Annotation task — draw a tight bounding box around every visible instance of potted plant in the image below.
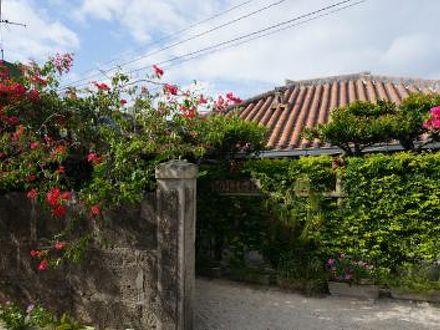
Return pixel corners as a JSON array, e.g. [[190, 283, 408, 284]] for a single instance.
[[326, 253, 380, 299]]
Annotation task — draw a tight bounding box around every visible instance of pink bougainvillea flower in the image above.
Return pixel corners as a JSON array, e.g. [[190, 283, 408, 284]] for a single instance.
[[214, 95, 227, 111], [87, 152, 102, 165], [60, 191, 71, 201], [51, 204, 67, 218], [164, 83, 178, 96], [432, 119, 440, 129], [226, 92, 242, 104], [152, 64, 164, 78], [120, 99, 127, 106], [423, 119, 432, 129], [30, 249, 40, 257], [30, 142, 39, 150], [90, 204, 101, 217], [51, 53, 74, 75], [55, 166, 65, 174], [38, 259, 48, 271], [27, 189, 38, 201], [430, 106, 440, 117], [198, 94, 208, 105], [93, 82, 110, 91], [54, 241, 65, 251]]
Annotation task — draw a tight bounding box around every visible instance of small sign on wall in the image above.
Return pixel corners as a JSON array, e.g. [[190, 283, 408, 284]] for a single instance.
[[211, 179, 261, 196]]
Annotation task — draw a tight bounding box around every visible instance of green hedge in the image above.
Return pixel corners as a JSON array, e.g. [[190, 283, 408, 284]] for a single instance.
[[197, 152, 440, 289], [336, 152, 440, 268]]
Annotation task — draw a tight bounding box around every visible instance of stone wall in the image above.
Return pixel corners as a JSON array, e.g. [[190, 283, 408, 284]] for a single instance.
[[0, 160, 197, 330]]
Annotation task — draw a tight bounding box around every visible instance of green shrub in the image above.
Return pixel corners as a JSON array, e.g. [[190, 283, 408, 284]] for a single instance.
[[0, 302, 86, 330], [197, 152, 440, 292], [303, 94, 440, 154]]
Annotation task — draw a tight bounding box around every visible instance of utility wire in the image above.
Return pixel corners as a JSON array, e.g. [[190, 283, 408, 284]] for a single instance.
[[152, 0, 354, 68], [161, 0, 366, 72], [62, 0, 290, 87], [66, 0, 256, 83], [66, 0, 364, 90]]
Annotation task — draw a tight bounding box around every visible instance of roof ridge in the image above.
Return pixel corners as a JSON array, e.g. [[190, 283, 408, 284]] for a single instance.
[[285, 72, 440, 88], [228, 72, 440, 113]]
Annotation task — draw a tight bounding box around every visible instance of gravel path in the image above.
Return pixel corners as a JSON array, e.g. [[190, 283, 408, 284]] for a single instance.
[[195, 278, 440, 330]]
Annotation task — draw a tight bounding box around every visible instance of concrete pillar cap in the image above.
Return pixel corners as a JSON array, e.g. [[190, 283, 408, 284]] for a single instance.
[[155, 160, 198, 179]]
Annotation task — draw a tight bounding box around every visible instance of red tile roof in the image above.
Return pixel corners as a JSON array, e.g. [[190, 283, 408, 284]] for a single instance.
[[228, 73, 440, 151]]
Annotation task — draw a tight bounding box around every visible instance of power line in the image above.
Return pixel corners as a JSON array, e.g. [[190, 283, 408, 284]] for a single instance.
[[66, 0, 256, 83], [0, 0, 27, 61], [161, 0, 366, 72], [62, 0, 290, 87], [66, 0, 364, 90], [134, 0, 359, 71]]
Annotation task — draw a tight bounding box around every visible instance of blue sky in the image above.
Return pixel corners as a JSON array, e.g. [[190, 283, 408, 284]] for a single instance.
[[1, 0, 439, 99]]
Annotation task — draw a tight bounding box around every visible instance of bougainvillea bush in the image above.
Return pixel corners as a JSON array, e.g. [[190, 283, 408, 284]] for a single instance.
[[0, 54, 266, 271]]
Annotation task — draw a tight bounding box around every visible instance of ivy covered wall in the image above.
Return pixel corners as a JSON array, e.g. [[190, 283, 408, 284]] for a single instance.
[[197, 152, 440, 292]]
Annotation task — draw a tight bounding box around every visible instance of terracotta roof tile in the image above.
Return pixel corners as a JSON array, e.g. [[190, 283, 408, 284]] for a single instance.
[[229, 73, 440, 151]]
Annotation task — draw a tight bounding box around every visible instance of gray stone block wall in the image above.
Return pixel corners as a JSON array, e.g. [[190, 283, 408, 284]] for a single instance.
[[0, 161, 197, 330]]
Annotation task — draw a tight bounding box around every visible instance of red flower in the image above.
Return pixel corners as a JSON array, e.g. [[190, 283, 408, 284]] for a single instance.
[[164, 84, 178, 96], [226, 92, 242, 104], [51, 204, 67, 218], [30, 250, 40, 257], [53, 145, 66, 156], [55, 166, 65, 174], [60, 191, 71, 201], [90, 204, 101, 217], [38, 259, 48, 271], [215, 95, 226, 111], [94, 82, 110, 91], [120, 99, 127, 106], [28, 89, 40, 102], [152, 64, 164, 78], [198, 95, 208, 105], [3, 116, 19, 125], [31, 75, 48, 87], [183, 107, 197, 119], [26, 174, 37, 182], [46, 187, 61, 206], [54, 241, 65, 251], [30, 142, 39, 150], [87, 152, 102, 165]]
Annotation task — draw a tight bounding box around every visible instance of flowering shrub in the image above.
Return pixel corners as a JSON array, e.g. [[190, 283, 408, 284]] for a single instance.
[[423, 106, 440, 140], [0, 55, 265, 270], [326, 254, 373, 283]]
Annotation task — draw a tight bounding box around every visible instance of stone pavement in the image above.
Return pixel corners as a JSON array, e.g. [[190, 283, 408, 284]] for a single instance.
[[195, 278, 440, 330]]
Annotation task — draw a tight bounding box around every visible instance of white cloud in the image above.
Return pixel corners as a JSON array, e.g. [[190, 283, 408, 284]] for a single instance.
[[73, 0, 440, 97], [76, 0, 190, 43], [0, 0, 79, 62]]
